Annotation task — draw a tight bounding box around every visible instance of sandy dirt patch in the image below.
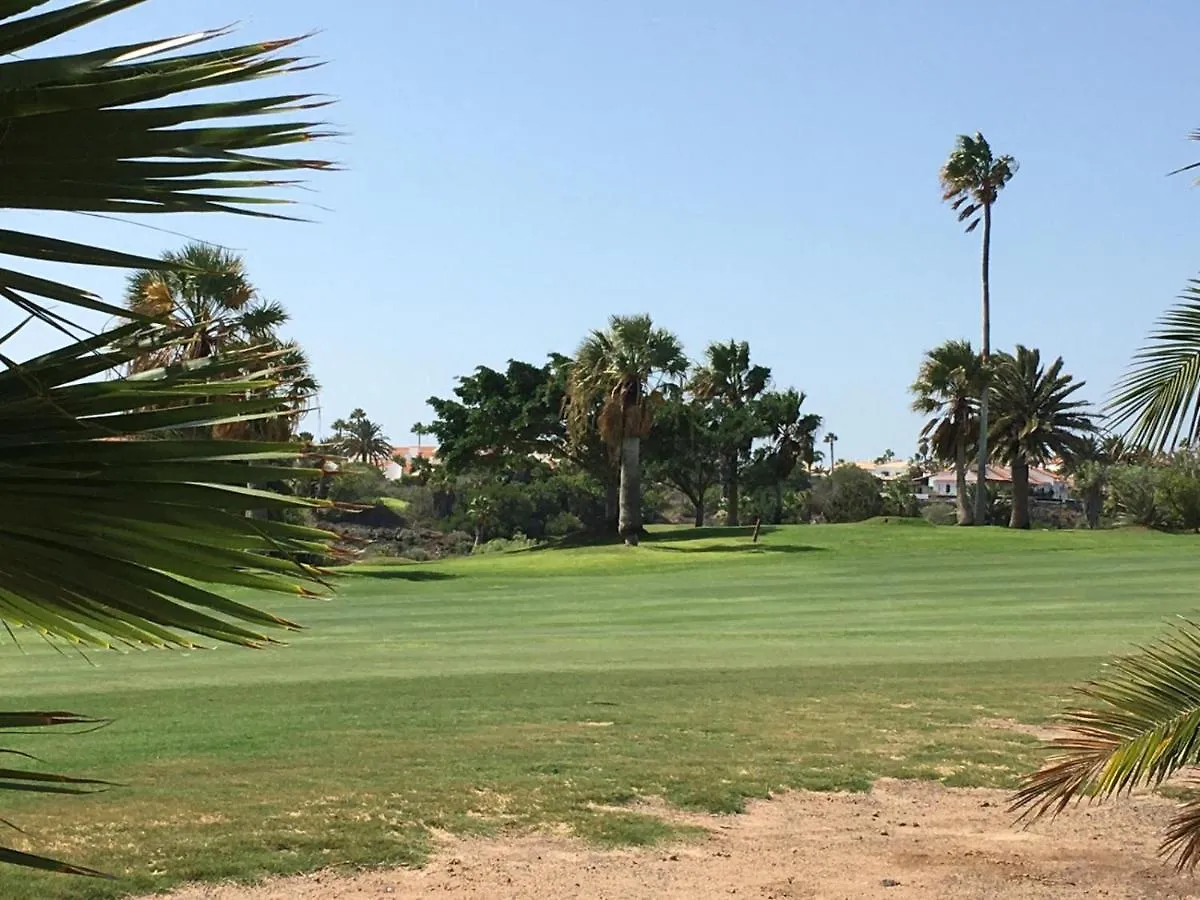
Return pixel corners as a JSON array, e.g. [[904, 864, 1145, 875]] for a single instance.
[[153, 779, 1199, 899]]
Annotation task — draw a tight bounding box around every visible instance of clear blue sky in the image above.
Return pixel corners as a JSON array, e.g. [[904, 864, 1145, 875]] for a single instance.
[[16, 0, 1200, 460]]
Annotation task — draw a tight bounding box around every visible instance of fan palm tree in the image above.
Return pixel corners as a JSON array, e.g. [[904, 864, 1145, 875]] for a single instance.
[[910, 340, 984, 525], [567, 314, 687, 546], [0, 0, 333, 875], [940, 132, 1019, 525], [691, 340, 772, 525], [758, 389, 822, 524], [824, 433, 838, 472], [341, 409, 393, 465], [988, 346, 1094, 529], [412, 422, 430, 452]]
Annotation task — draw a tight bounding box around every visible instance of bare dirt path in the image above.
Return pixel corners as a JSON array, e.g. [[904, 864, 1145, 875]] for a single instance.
[[156, 779, 1200, 899]]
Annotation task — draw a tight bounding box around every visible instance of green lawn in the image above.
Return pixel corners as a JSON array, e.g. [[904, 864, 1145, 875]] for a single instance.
[[2, 523, 1198, 898]]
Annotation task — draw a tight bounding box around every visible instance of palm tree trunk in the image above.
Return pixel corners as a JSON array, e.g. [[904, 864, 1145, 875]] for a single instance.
[[619, 436, 641, 546], [974, 202, 993, 526], [725, 452, 740, 526], [773, 480, 785, 525], [1009, 456, 1031, 529], [955, 442, 973, 525], [604, 472, 620, 536]]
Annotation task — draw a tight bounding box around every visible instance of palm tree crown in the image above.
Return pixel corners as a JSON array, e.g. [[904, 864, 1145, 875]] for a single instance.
[[939, 132, 1019, 233], [567, 314, 688, 449], [341, 410, 393, 465], [990, 346, 1093, 466]]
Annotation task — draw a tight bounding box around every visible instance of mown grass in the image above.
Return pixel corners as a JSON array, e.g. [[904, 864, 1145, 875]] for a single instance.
[[1, 523, 1197, 898]]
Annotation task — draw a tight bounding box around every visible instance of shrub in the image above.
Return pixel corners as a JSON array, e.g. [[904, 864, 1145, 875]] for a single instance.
[[921, 502, 957, 526], [1157, 453, 1200, 532], [474, 531, 540, 554], [1107, 465, 1162, 527], [545, 511, 585, 538], [813, 466, 884, 523]]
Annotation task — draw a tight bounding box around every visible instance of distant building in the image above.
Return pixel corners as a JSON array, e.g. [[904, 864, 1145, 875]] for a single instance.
[[853, 460, 912, 482], [926, 465, 1069, 502], [379, 444, 438, 480]]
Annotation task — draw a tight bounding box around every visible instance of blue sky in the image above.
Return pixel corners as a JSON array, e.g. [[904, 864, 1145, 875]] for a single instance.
[[15, 1, 1200, 460]]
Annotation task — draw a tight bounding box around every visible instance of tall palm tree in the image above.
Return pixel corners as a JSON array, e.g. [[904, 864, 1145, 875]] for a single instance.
[[910, 340, 984, 525], [824, 433, 838, 472], [759, 389, 822, 524], [0, 1, 334, 875], [691, 340, 772, 526], [341, 410, 393, 465], [567, 314, 687, 546], [940, 132, 1019, 526], [412, 422, 430, 453], [989, 346, 1094, 529]]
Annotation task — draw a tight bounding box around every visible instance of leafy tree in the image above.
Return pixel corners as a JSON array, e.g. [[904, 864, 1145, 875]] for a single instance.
[[1157, 450, 1200, 531], [427, 356, 619, 532], [988, 346, 1093, 529], [874, 449, 897, 464], [882, 478, 920, 518], [812, 465, 883, 523], [910, 340, 984, 525], [690, 340, 772, 525], [566, 315, 687, 545], [757, 389, 822, 524], [940, 132, 1019, 525], [643, 395, 721, 527], [1106, 464, 1163, 527], [339, 409, 392, 465]]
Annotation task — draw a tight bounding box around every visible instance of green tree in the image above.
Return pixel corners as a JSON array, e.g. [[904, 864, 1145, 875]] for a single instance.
[[910, 340, 984, 525], [940, 132, 1019, 526], [812, 464, 883, 523], [988, 347, 1093, 529], [566, 315, 687, 546], [340, 409, 393, 465], [690, 340, 772, 525], [643, 395, 721, 527], [757, 389, 822, 524], [412, 422, 431, 452]]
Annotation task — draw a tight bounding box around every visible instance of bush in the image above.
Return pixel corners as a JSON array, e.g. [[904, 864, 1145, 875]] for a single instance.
[[1157, 452, 1200, 532], [473, 531, 540, 554], [921, 502, 957, 526], [1107, 465, 1162, 527], [812, 466, 884, 523], [545, 511, 585, 538]]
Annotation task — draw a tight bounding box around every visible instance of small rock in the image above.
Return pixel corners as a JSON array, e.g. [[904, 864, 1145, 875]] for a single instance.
[[880, 830, 890, 836], [882, 878, 901, 888]]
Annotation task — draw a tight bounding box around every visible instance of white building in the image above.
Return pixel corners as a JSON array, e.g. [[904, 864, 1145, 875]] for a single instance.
[[853, 460, 912, 482], [927, 465, 1070, 502]]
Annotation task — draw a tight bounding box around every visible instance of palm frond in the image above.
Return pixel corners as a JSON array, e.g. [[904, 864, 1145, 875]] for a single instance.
[[1013, 617, 1200, 869], [0, 2, 334, 322], [1108, 281, 1200, 452]]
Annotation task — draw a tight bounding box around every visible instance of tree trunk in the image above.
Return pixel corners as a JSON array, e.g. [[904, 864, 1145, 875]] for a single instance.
[[1009, 456, 1030, 529], [954, 442, 973, 525], [725, 452, 740, 526], [773, 480, 784, 525], [604, 475, 620, 536], [974, 202, 993, 527], [619, 436, 641, 546], [1084, 487, 1101, 529], [693, 502, 705, 528]]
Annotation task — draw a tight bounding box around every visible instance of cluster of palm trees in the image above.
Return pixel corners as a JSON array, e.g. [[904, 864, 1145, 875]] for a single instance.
[[566, 315, 822, 544], [910, 339, 1092, 528], [329, 409, 393, 465]]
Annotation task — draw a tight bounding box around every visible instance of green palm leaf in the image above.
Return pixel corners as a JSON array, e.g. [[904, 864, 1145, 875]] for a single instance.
[[0, 1, 333, 325], [1013, 618, 1200, 869], [1108, 281, 1200, 452]]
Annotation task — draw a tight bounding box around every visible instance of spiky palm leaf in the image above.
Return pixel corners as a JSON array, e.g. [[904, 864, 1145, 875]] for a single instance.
[[0, 1, 333, 330], [910, 340, 983, 464], [1013, 618, 1200, 869], [0, 322, 337, 873], [1108, 282, 1200, 452]]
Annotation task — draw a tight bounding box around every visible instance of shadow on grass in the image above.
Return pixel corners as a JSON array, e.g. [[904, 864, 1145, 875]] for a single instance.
[[648, 543, 823, 555], [346, 569, 460, 582], [645, 525, 781, 543]]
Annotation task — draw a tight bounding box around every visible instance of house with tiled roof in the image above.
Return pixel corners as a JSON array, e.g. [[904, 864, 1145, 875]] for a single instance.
[[926, 465, 1069, 501]]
